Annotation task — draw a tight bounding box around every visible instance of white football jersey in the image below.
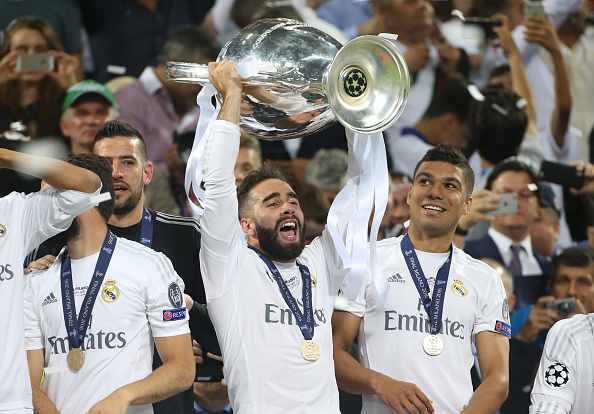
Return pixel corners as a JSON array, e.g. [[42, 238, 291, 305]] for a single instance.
[[24, 238, 189, 414], [0, 188, 97, 411], [342, 236, 510, 414], [200, 121, 354, 414], [530, 313, 594, 414]]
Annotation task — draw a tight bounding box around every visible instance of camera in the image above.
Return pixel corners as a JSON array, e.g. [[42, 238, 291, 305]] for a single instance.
[[545, 297, 577, 316], [16, 53, 55, 72], [463, 17, 502, 39]]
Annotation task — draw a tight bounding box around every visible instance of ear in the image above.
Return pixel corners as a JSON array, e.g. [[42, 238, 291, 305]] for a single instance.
[[462, 195, 472, 216], [59, 116, 69, 137], [241, 217, 257, 239], [406, 185, 412, 206], [143, 162, 153, 186], [508, 293, 517, 313], [441, 112, 458, 129]]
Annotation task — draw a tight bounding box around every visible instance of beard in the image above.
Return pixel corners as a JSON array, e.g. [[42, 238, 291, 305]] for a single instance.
[[113, 180, 143, 216], [42, 217, 81, 250], [255, 216, 306, 261]]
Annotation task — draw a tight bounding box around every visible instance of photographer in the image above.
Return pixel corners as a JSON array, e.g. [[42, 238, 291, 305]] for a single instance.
[[511, 246, 594, 347], [0, 16, 79, 140]]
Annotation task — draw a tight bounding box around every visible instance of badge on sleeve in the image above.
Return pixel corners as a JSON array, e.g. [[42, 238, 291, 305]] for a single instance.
[[168, 282, 183, 308], [545, 363, 570, 387]]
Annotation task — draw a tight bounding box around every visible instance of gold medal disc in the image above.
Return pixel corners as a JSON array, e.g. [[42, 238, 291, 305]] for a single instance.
[[67, 348, 85, 371], [422, 334, 444, 356], [301, 340, 320, 361]]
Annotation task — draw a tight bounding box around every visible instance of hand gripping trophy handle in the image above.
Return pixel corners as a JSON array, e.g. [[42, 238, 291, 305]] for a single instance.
[[166, 19, 410, 140]]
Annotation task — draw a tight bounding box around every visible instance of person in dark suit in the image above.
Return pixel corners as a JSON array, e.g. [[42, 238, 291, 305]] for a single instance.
[[464, 159, 550, 309]]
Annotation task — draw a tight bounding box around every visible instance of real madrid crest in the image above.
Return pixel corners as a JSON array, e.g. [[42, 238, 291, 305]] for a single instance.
[[0, 224, 6, 238], [451, 279, 468, 297], [101, 280, 119, 303]]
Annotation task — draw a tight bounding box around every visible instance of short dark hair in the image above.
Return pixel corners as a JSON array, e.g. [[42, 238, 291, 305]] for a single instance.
[[237, 161, 292, 219], [489, 64, 511, 81], [469, 89, 527, 165], [157, 26, 220, 66], [64, 153, 114, 221], [423, 77, 474, 123], [485, 159, 541, 200], [550, 246, 594, 284], [412, 144, 475, 196], [93, 120, 148, 162]]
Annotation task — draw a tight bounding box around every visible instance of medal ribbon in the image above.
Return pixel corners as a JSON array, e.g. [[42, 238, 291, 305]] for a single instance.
[[139, 207, 153, 247], [247, 245, 314, 340], [400, 233, 452, 335], [60, 230, 117, 350]]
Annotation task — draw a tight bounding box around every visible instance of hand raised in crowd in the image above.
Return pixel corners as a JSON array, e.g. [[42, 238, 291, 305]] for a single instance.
[[0, 50, 20, 80], [515, 296, 561, 343], [490, 13, 519, 57], [372, 374, 434, 414], [24, 254, 56, 275], [457, 189, 501, 233], [523, 15, 562, 54], [434, 40, 461, 78], [404, 44, 430, 75], [570, 161, 594, 195], [47, 50, 79, 90]]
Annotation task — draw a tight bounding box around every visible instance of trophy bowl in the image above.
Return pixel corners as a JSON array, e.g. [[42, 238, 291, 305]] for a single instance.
[[166, 18, 409, 140]]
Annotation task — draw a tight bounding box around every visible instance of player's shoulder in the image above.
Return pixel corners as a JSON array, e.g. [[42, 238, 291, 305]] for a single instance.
[[453, 245, 499, 278], [376, 235, 404, 253], [26, 249, 66, 289], [549, 313, 594, 344], [115, 237, 172, 266], [154, 211, 201, 234]]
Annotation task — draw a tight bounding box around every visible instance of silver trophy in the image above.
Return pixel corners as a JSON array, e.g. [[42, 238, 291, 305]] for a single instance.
[[166, 18, 409, 140]]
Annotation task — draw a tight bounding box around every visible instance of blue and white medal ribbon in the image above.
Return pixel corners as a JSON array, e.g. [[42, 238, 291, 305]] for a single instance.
[[247, 245, 320, 361], [60, 230, 117, 370], [401, 233, 452, 356]]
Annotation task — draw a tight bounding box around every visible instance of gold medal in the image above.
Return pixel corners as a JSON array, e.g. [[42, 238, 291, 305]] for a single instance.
[[301, 340, 320, 361], [422, 334, 444, 356], [67, 348, 85, 371]]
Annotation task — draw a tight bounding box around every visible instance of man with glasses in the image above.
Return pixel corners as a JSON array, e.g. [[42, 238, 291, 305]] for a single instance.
[[464, 159, 550, 309]]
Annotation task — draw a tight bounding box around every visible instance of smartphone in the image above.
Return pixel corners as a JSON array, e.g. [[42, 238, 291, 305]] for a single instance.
[[545, 297, 577, 316], [16, 53, 55, 72], [539, 160, 585, 189], [524, 1, 546, 18], [463, 17, 502, 39], [487, 193, 518, 215]]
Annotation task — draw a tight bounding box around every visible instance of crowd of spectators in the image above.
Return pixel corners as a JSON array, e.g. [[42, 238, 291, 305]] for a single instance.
[[2, 0, 594, 413]]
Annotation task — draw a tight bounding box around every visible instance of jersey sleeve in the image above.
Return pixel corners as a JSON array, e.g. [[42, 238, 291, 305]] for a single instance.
[[473, 268, 511, 338], [199, 120, 244, 299], [20, 186, 101, 254], [24, 273, 45, 351], [144, 251, 190, 338], [529, 319, 577, 414]]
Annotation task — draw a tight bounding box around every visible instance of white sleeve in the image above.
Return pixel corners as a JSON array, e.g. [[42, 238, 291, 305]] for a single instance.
[[24, 273, 44, 351], [21, 186, 101, 253], [144, 252, 190, 338], [199, 120, 244, 299], [474, 268, 511, 338], [530, 320, 576, 414]]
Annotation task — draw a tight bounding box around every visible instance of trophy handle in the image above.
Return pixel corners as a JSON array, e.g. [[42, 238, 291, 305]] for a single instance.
[[166, 62, 310, 94]]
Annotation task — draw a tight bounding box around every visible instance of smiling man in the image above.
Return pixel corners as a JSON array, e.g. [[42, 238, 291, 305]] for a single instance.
[[332, 145, 510, 414], [198, 60, 360, 413]]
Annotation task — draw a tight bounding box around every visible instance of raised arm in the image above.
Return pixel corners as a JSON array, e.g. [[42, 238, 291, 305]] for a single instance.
[[524, 15, 571, 148], [332, 310, 434, 414], [461, 331, 509, 414], [0, 148, 100, 193], [492, 13, 539, 138]]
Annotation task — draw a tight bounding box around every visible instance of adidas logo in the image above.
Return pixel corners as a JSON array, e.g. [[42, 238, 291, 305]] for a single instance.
[[42, 293, 58, 306], [387, 273, 405, 283]]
